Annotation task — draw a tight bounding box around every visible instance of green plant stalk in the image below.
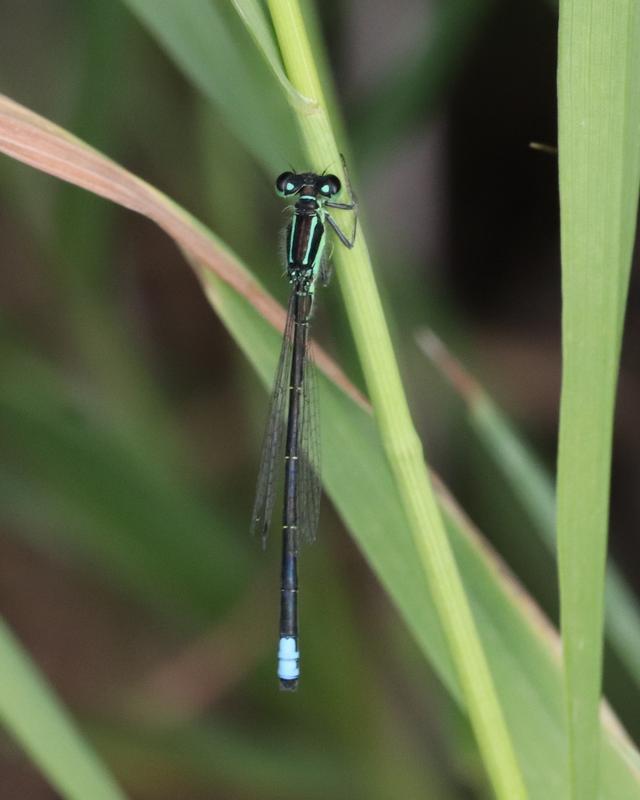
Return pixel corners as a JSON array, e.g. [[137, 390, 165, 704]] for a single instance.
[[267, 2, 527, 797], [557, 2, 640, 798]]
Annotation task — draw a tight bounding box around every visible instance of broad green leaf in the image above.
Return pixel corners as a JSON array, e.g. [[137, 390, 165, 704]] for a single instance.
[[0, 618, 127, 800], [557, 2, 640, 797], [1, 93, 639, 798]]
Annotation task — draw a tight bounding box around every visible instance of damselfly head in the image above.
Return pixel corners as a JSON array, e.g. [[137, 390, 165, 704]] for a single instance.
[[275, 171, 341, 199]]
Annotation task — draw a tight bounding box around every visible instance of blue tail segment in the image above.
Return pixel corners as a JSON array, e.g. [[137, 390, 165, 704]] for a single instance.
[[278, 636, 300, 690]]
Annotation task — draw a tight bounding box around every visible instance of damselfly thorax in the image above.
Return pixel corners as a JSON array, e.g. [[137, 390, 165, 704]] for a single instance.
[[287, 204, 325, 293]]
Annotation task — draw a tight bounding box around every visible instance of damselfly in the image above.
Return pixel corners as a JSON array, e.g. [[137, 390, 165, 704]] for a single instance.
[[251, 160, 357, 690]]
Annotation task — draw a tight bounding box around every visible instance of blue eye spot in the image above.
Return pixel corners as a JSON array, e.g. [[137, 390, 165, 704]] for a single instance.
[[321, 184, 330, 194], [286, 182, 295, 192]]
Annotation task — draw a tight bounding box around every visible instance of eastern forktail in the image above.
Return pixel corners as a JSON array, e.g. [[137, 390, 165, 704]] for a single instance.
[[251, 161, 357, 689]]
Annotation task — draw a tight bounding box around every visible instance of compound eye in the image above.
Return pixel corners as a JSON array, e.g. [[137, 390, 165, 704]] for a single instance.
[[317, 174, 341, 197], [276, 172, 298, 196]]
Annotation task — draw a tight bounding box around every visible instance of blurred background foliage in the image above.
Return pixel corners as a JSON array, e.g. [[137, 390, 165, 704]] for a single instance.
[[0, 0, 639, 798]]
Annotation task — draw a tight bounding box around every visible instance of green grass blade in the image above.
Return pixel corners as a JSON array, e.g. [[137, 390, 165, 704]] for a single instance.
[[557, 2, 640, 797], [265, 3, 526, 797], [119, 0, 301, 172], [418, 329, 640, 687], [0, 618, 127, 800], [1, 91, 639, 797]]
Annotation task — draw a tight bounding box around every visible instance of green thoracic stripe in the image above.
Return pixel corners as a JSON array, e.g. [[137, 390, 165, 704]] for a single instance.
[[303, 215, 318, 265], [289, 214, 297, 265]]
